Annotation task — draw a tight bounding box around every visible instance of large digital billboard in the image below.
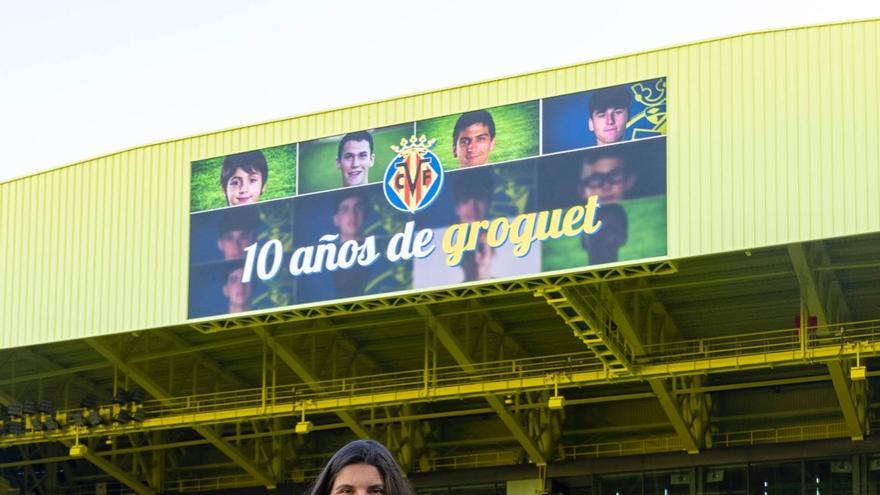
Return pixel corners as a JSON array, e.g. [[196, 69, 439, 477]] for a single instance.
[[189, 78, 667, 319]]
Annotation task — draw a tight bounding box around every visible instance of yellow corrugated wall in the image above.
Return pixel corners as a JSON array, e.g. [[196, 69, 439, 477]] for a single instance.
[[1, 19, 878, 348]]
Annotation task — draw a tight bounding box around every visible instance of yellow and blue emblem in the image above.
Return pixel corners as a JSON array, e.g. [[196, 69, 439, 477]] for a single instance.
[[383, 135, 444, 213]]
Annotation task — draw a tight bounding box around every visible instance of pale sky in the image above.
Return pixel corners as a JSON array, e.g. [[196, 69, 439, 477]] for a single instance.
[[0, 0, 876, 183]]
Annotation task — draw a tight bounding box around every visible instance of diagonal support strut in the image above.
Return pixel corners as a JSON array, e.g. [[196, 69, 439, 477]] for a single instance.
[[253, 327, 371, 440], [788, 243, 866, 440], [416, 306, 547, 466], [85, 338, 277, 488]]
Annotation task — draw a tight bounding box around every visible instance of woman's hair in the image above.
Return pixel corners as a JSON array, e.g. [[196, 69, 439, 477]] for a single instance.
[[309, 440, 412, 495]]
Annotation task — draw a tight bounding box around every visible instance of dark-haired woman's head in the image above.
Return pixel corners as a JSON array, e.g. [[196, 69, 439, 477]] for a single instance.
[[309, 440, 412, 495]]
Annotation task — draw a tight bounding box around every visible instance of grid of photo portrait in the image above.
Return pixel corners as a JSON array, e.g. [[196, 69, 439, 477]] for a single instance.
[[189, 77, 668, 318]]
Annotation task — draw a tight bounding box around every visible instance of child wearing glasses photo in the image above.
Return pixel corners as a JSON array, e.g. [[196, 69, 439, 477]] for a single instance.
[[578, 152, 635, 204], [576, 151, 634, 263]]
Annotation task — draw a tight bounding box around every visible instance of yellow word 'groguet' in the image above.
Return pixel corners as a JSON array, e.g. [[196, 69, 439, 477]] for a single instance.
[[441, 195, 602, 266]]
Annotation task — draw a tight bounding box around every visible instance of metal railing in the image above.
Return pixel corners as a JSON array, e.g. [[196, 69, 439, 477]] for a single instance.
[[4, 319, 880, 446], [712, 423, 850, 448], [43, 420, 871, 494], [637, 319, 880, 365], [138, 319, 880, 422], [426, 450, 520, 471], [56, 484, 132, 495], [562, 436, 684, 460], [138, 351, 607, 419], [173, 473, 262, 493]]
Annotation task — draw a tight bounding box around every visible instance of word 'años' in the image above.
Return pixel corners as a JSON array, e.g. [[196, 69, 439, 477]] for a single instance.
[[240, 222, 435, 283]]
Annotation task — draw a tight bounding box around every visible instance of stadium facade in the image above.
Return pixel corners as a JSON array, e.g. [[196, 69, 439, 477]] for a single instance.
[[1, 18, 879, 495]]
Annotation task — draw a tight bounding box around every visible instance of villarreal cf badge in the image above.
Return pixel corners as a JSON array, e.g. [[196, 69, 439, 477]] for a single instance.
[[383, 135, 444, 213]]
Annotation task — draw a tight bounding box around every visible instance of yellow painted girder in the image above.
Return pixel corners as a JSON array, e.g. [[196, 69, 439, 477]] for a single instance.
[[192, 261, 677, 333], [254, 327, 371, 440], [420, 304, 547, 465], [85, 338, 277, 488], [648, 379, 699, 453], [788, 243, 865, 440], [3, 334, 879, 448], [61, 440, 155, 495]]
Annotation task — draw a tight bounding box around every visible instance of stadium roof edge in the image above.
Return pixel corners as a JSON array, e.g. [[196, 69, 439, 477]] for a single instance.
[[3, 15, 878, 187]]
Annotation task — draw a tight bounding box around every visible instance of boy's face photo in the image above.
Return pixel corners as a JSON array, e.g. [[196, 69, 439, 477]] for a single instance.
[[217, 229, 256, 260], [224, 168, 265, 206], [580, 156, 634, 204], [337, 139, 375, 187], [333, 196, 367, 239], [223, 267, 251, 308], [588, 107, 629, 145], [454, 123, 496, 168], [455, 196, 489, 223], [461, 232, 495, 281]]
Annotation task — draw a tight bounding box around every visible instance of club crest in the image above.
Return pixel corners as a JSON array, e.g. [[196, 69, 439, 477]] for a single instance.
[[383, 135, 444, 213]]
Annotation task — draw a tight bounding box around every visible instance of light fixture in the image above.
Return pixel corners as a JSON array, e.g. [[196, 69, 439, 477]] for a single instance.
[[43, 415, 60, 431], [851, 343, 867, 381], [113, 409, 132, 424], [69, 411, 84, 427], [548, 375, 565, 410], [28, 416, 42, 432], [7, 421, 23, 435], [7, 403, 23, 419], [295, 421, 313, 435], [295, 403, 313, 435], [132, 408, 146, 422], [69, 430, 88, 458], [69, 444, 88, 457], [86, 410, 102, 427]]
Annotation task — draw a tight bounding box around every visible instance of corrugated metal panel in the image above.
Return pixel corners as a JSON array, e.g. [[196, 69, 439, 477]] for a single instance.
[[1, 19, 878, 348]]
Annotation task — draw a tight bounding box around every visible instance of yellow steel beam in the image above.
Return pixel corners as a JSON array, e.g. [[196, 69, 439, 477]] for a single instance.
[[5, 328, 880, 448], [624, 290, 707, 453], [0, 393, 659, 464], [827, 361, 865, 440], [648, 379, 699, 453], [416, 305, 547, 466], [641, 338, 877, 373], [787, 243, 853, 323], [192, 261, 677, 333], [551, 283, 707, 452], [483, 395, 546, 465], [788, 243, 865, 440], [61, 440, 155, 495], [542, 286, 632, 373], [85, 338, 277, 488], [253, 327, 371, 439], [598, 285, 645, 355]]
